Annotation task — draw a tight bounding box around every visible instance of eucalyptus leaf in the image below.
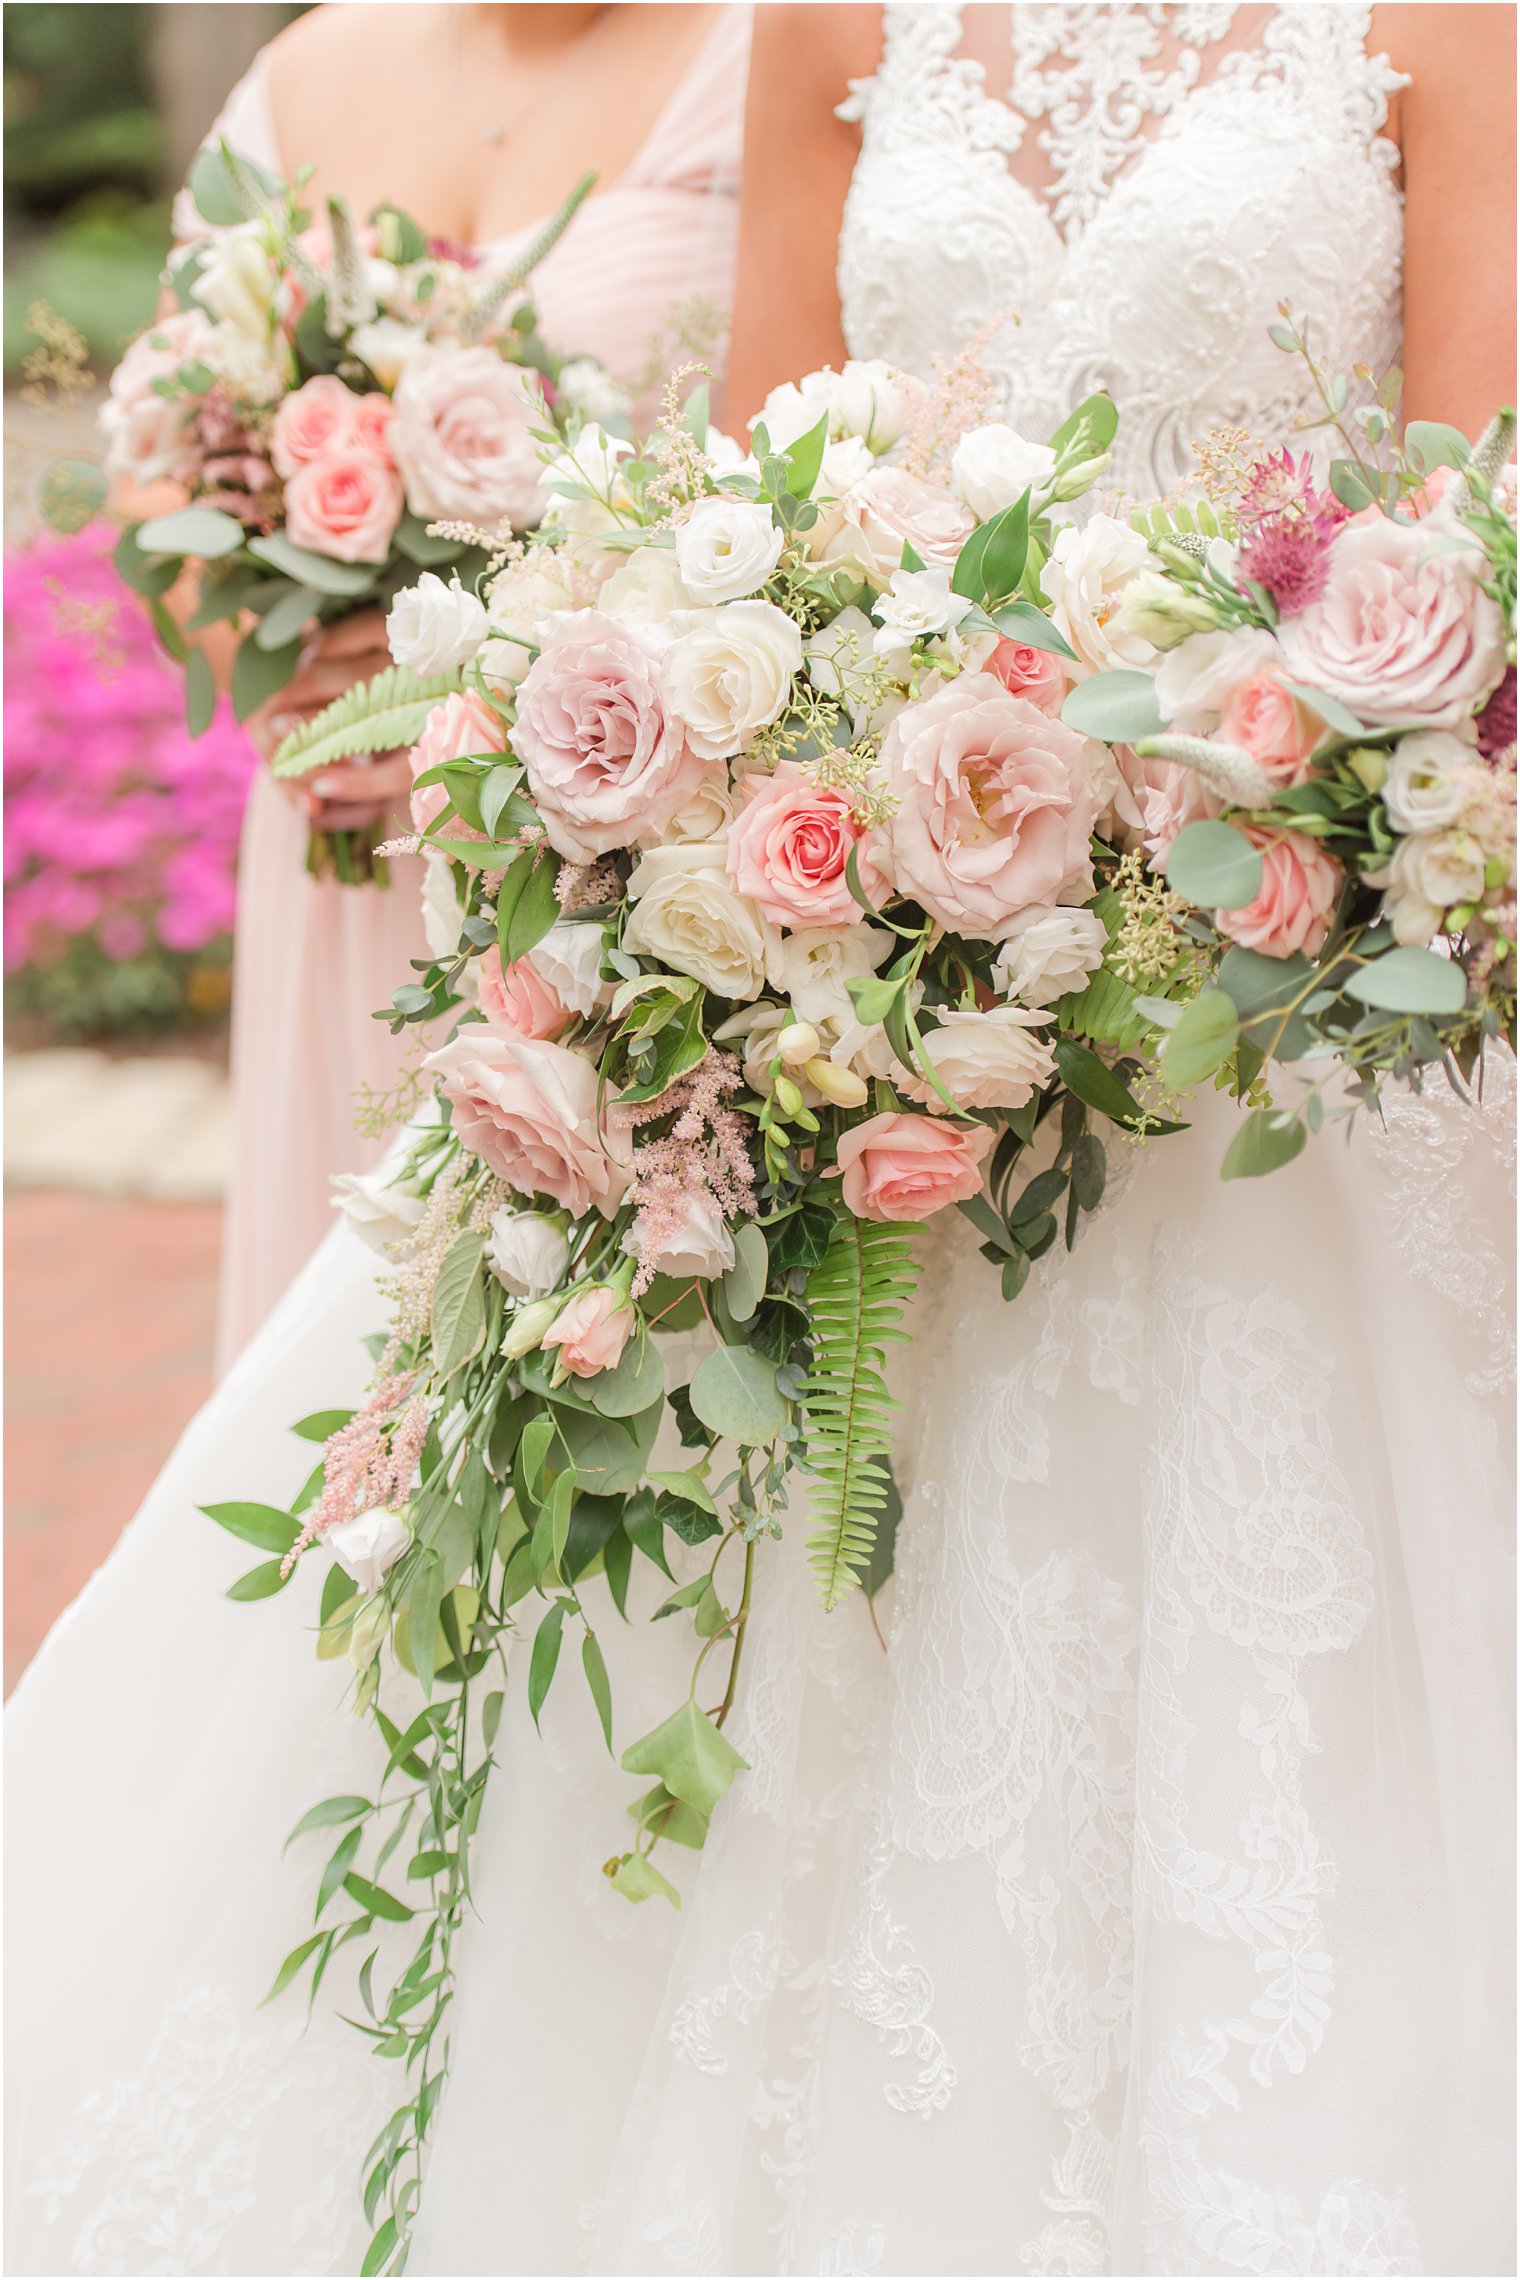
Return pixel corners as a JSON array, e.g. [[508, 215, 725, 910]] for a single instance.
[[1342, 945, 1468, 1016], [589, 1334, 665, 1419], [248, 529, 380, 595], [137, 505, 247, 559], [1165, 820, 1264, 911], [1160, 989, 1240, 1087], [687, 1343, 789, 1446], [255, 584, 322, 651], [231, 630, 301, 723], [721, 1222, 769, 1325], [184, 646, 217, 738], [1220, 1108, 1308, 1179], [1060, 670, 1164, 743]]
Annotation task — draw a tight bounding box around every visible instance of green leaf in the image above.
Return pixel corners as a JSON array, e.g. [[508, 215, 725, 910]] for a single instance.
[[480, 763, 527, 840], [1049, 391, 1119, 459], [115, 524, 180, 597], [316, 1825, 364, 1916], [272, 664, 465, 779], [1161, 989, 1240, 1087], [863, 1460, 905, 1601], [187, 137, 279, 225], [721, 1222, 769, 1324], [687, 1344, 789, 1446], [231, 630, 301, 723], [952, 491, 1029, 605], [581, 1630, 614, 1751], [343, 1875, 414, 1923], [1165, 821, 1263, 911], [261, 1931, 327, 2007], [254, 584, 322, 651], [391, 510, 465, 566], [495, 845, 561, 964], [1405, 419, 1470, 475], [607, 1852, 682, 1907], [201, 1500, 300, 1555], [801, 1210, 918, 1610], [555, 1403, 661, 1498], [589, 1334, 665, 1418], [1221, 1108, 1308, 1180], [648, 1466, 718, 1517], [989, 598, 1077, 659], [620, 1699, 748, 1814], [247, 529, 380, 595], [293, 1408, 354, 1443], [1342, 945, 1468, 1016], [1060, 670, 1164, 743], [627, 1783, 709, 1849], [1052, 1038, 1150, 1129], [528, 1601, 566, 1727], [285, 1796, 371, 1850], [432, 1229, 487, 1378], [407, 1850, 450, 1880], [403, 1552, 444, 1695], [360, 2218, 399, 2279], [1278, 679, 1365, 740], [784, 412, 830, 501], [137, 505, 247, 559], [184, 645, 217, 738], [226, 1558, 291, 1601]]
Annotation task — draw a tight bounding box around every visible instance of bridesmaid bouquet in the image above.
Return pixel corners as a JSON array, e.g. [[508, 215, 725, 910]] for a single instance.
[[212, 350, 1514, 2271], [77, 139, 616, 880]]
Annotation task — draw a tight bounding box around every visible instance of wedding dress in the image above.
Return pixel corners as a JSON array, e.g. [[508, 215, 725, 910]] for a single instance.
[[6, 9, 1514, 2277]]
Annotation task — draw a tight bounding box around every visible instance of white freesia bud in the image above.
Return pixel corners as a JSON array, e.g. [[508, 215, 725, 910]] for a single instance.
[[486, 1209, 570, 1300], [1111, 569, 1222, 651], [776, 1021, 821, 1065], [674, 496, 785, 604], [388, 573, 490, 673], [804, 1057, 870, 1108], [951, 423, 1056, 519], [328, 1508, 411, 1600], [501, 1296, 561, 1359], [332, 1165, 426, 1254]]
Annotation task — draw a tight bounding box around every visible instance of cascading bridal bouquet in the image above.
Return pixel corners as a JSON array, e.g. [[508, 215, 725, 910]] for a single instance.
[[207, 345, 1514, 2271], [76, 138, 614, 881]]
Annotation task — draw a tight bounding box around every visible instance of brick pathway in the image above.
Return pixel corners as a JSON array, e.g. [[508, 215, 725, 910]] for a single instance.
[[5, 1052, 232, 1691]]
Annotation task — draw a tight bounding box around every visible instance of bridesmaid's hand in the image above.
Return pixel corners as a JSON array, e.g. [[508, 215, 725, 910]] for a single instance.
[[247, 610, 411, 829]]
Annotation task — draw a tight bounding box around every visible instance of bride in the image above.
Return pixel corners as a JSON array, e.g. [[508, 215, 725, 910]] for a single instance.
[[7, 7, 1515, 2275]]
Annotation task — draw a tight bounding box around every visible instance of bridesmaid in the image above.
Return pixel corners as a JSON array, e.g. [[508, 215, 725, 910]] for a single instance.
[[176, 2, 752, 1369]]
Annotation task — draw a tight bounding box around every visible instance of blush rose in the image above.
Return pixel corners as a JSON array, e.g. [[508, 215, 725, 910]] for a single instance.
[[1216, 828, 1344, 958], [283, 450, 403, 563], [836, 1111, 992, 1222], [392, 346, 549, 531], [424, 1032, 629, 1216], [476, 945, 570, 1040], [407, 691, 508, 833], [725, 761, 887, 930], [542, 1287, 636, 1378]]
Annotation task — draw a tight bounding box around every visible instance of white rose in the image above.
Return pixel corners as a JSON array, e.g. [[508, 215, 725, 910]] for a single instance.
[[992, 906, 1110, 1006], [771, 924, 892, 1028], [674, 497, 785, 604], [350, 316, 426, 390], [1382, 730, 1474, 833], [530, 918, 609, 1016], [623, 1192, 735, 1281], [703, 427, 752, 476], [752, 376, 835, 452], [326, 1506, 412, 1597], [1153, 626, 1283, 733], [901, 1005, 1057, 1112], [624, 843, 780, 998], [388, 572, 490, 674], [639, 775, 735, 847], [833, 359, 909, 451], [332, 1165, 426, 1253], [598, 545, 692, 627], [1045, 514, 1159, 673], [555, 357, 632, 425], [664, 601, 803, 760], [486, 1207, 569, 1299], [952, 423, 1057, 520], [194, 224, 275, 341], [872, 566, 974, 663], [478, 636, 534, 692], [1383, 828, 1486, 943]]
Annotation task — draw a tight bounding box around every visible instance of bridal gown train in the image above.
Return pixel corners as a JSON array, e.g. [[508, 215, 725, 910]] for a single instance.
[[6, 7, 1515, 2275]]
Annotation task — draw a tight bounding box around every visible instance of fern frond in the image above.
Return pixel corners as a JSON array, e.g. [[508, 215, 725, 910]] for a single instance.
[[801, 1209, 920, 1612], [271, 666, 465, 779]]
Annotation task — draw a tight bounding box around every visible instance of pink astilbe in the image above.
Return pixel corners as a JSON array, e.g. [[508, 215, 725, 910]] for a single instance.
[[1236, 447, 1349, 616], [901, 312, 1014, 478], [610, 1048, 757, 1294], [555, 858, 622, 912], [285, 1373, 430, 1571]]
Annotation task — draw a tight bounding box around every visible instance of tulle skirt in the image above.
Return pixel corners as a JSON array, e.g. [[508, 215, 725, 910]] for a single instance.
[[7, 1072, 1514, 2277]]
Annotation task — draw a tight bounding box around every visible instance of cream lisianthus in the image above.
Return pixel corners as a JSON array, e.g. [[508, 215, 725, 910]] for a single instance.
[[1045, 514, 1159, 674]]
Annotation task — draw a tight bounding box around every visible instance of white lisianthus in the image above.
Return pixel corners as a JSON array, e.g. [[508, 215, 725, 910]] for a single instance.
[[752, 375, 835, 452], [703, 427, 753, 476], [805, 605, 879, 725], [772, 925, 893, 1029], [993, 906, 1110, 1006], [194, 224, 277, 341], [872, 567, 974, 662], [805, 436, 879, 560], [623, 1193, 735, 1281], [555, 357, 632, 425], [486, 1207, 570, 1299], [951, 423, 1057, 520], [664, 601, 803, 760], [900, 1005, 1057, 1112], [530, 918, 610, 1015], [350, 316, 426, 390], [639, 775, 735, 847], [327, 1507, 411, 1596], [1153, 626, 1282, 732], [542, 423, 635, 536], [674, 497, 785, 604], [624, 843, 780, 999], [1382, 730, 1474, 833], [833, 359, 909, 451], [1045, 514, 1160, 674], [332, 1165, 427, 1253], [388, 572, 490, 673], [1381, 828, 1487, 943], [1111, 569, 1223, 651], [598, 545, 692, 627]]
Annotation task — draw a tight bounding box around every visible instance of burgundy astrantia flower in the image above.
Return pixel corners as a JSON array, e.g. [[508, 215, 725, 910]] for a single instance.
[[426, 235, 482, 269], [1235, 447, 1349, 617], [1476, 664, 1517, 761]]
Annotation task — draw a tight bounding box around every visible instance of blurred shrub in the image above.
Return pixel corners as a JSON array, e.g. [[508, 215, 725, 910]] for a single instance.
[[4, 524, 255, 1041]]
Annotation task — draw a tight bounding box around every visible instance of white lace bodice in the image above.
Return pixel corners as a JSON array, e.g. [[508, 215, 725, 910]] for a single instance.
[[838, 3, 1406, 501]]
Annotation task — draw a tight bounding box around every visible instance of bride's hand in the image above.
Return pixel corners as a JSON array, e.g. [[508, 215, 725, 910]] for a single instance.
[[247, 610, 411, 829]]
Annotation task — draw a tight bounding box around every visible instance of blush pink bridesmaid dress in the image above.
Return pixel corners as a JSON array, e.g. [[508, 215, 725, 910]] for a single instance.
[[175, 7, 752, 1371]]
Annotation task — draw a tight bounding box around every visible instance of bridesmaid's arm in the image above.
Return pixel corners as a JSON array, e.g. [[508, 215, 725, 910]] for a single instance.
[[725, 3, 881, 425], [1376, 3, 1517, 433]]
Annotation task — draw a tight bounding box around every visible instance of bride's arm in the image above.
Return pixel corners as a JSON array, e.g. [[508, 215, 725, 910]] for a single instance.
[[1376, 3, 1516, 433], [725, 3, 880, 425]]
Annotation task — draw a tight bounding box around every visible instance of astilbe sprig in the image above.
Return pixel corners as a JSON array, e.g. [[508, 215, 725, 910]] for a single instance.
[[286, 1374, 430, 1568], [611, 1048, 757, 1293]]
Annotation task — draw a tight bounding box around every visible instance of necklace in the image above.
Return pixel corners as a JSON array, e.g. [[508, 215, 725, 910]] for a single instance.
[[453, 5, 611, 149]]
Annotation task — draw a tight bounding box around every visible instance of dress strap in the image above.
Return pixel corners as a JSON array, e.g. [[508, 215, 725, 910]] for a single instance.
[[621, 3, 753, 193]]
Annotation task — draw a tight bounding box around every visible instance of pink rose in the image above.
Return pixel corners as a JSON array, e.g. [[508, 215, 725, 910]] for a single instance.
[[1113, 750, 1225, 862], [272, 377, 362, 478], [833, 466, 975, 578], [877, 672, 1102, 940], [1218, 675, 1320, 788], [100, 311, 215, 485], [283, 450, 403, 563], [837, 1110, 992, 1222], [1216, 828, 1344, 959], [725, 761, 887, 929], [1279, 513, 1507, 729], [392, 346, 548, 531], [476, 945, 569, 1040], [513, 612, 707, 861], [352, 394, 397, 463], [985, 637, 1067, 713], [542, 1287, 636, 1378], [407, 692, 507, 833], [424, 1031, 629, 1216]]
